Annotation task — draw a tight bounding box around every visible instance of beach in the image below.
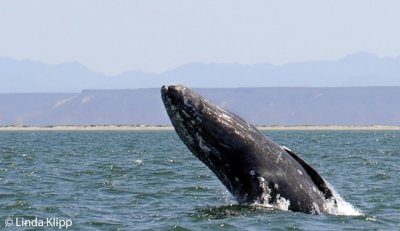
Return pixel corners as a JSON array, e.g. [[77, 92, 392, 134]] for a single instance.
[[1, 125, 400, 131]]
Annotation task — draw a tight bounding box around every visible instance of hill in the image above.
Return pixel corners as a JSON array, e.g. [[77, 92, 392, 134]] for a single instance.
[[1, 87, 399, 126]]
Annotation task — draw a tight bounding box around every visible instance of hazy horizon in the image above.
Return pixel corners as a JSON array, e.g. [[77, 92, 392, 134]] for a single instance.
[[1, 51, 400, 93], [2, 51, 398, 76]]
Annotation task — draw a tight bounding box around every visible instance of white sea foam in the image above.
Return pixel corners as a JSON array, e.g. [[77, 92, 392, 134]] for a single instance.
[[255, 178, 362, 215], [254, 194, 291, 212], [132, 159, 143, 166], [324, 184, 363, 216]]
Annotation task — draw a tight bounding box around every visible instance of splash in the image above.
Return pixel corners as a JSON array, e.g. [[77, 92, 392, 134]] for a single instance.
[[254, 194, 291, 212], [255, 177, 362, 215], [324, 184, 363, 216], [132, 159, 143, 166]]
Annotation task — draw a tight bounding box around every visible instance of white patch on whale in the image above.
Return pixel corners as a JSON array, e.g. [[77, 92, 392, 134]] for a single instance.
[[256, 177, 290, 211]]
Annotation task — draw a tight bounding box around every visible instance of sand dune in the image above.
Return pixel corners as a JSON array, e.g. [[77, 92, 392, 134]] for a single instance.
[[1, 125, 400, 131]]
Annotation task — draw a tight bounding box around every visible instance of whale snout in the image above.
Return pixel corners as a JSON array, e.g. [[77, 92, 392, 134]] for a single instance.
[[161, 84, 185, 97], [161, 85, 189, 107], [161, 84, 199, 124]]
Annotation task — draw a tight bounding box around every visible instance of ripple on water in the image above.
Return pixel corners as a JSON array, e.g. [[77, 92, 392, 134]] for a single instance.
[[0, 131, 399, 230]]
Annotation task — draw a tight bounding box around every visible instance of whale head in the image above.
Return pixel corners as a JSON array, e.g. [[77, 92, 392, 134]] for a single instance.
[[161, 84, 271, 202]]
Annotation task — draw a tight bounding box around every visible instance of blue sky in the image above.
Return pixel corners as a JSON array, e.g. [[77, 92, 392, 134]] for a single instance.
[[0, 0, 399, 75]]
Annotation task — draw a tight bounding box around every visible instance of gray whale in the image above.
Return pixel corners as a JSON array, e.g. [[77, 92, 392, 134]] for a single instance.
[[161, 84, 337, 214]]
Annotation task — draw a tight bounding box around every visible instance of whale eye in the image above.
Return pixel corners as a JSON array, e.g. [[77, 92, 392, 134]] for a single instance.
[[249, 170, 255, 176]]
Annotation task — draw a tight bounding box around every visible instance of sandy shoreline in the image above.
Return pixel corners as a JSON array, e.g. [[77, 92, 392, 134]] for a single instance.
[[1, 125, 400, 131]]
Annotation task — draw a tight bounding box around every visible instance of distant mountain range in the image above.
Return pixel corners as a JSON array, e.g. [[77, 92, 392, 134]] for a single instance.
[[1, 52, 400, 92], [1, 87, 399, 126]]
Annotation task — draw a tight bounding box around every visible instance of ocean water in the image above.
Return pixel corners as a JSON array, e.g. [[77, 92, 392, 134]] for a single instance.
[[0, 130, 399, 230]]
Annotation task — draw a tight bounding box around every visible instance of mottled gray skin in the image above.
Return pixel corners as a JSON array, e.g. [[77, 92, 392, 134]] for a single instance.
[[161, 85, 337, 214]]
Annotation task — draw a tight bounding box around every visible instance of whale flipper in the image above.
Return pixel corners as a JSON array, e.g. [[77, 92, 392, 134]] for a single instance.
[[282, 147, 334, 200]]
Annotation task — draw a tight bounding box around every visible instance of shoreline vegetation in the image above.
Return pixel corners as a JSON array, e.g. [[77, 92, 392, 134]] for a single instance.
[[1, 125, 400, 131]]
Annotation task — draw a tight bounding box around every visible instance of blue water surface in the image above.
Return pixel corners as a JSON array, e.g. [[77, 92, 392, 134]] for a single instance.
[[0, 130, 399, 230]]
